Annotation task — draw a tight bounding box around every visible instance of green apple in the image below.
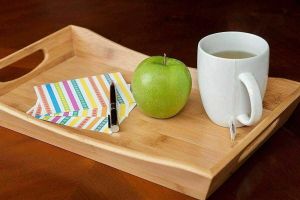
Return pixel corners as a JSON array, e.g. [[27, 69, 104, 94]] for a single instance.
[[132, 55, 192, 118]]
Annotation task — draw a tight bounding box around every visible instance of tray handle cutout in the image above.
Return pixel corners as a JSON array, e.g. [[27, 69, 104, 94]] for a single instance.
[[0, 42, 52, 95], [0, 50, 45, 82], [0, 26, 75, 96]]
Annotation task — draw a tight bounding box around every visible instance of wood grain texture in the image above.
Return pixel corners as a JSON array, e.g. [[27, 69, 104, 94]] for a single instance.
[[0, 1, 300, 200], [0, 25, 299, 200]]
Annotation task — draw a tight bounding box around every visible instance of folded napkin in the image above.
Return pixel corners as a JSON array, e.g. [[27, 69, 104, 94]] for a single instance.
[[27, 72, 136, 133]]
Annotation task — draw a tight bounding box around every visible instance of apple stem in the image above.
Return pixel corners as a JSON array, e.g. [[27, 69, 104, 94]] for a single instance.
[[163, 53, 167, 65]]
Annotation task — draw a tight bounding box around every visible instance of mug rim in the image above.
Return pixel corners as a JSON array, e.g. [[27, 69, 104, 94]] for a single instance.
[[198, 31, 270, 61]]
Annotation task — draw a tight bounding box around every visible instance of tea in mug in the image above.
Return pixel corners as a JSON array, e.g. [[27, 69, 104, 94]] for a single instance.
[[213, 51, 256, 59]]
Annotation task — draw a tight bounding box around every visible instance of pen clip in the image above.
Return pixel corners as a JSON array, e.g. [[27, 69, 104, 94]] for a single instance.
[[108, 114, 111, 128]]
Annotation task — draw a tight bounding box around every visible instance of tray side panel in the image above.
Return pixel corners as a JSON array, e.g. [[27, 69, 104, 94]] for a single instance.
[[71, 26, 147, 72], [207, 90, 300, 197], [0, 109, 212, 200], [69, 26, 199, 89]]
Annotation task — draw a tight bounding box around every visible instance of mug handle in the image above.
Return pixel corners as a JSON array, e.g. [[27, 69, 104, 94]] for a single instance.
[[236, 72, 263, 126]]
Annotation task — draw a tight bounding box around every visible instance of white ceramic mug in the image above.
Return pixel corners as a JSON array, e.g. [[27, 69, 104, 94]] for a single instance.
[[197, 32, 269, 127]]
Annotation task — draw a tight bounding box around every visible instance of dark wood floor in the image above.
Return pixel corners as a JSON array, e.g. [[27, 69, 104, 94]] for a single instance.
[[0, 0, 300, 199]]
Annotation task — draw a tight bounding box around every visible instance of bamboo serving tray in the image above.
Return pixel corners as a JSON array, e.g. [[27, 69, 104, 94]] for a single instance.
[[0, 26, 299, 200]]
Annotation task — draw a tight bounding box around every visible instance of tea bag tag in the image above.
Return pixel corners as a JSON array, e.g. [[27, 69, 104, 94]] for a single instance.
[[228, 118, 237, 142]]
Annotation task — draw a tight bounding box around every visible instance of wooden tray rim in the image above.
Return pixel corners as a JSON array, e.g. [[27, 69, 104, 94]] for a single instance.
[[0, 25, 300, 179]]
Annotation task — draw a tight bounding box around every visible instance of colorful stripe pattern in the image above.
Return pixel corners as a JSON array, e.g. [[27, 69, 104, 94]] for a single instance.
[[27, 72, 136, 134]]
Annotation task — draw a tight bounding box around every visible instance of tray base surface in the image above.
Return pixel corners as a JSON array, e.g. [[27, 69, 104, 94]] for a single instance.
[[1, 26, 299, 199]]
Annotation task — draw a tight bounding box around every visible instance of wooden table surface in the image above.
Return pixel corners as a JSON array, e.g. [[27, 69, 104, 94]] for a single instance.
[[0, 1, 299, 199]]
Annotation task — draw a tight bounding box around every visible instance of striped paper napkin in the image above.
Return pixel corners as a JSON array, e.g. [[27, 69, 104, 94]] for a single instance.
[[27, 72, 136, 133]]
